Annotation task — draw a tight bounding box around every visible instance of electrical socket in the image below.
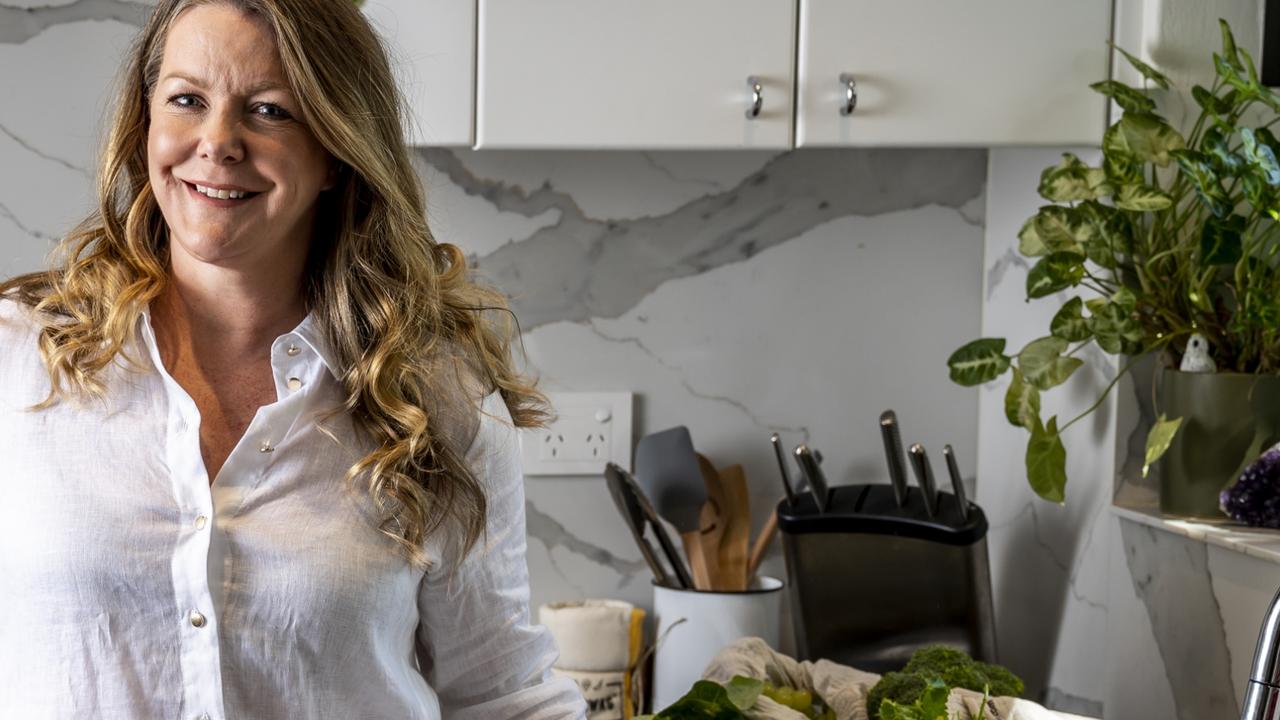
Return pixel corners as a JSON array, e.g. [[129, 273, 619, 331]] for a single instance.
[[522, 392, 632, 476]]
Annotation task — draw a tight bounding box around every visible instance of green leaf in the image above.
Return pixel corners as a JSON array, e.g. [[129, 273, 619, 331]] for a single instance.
[[1090, 79, 1157, 114], [1103, 113, 1185, 168], [1114, 183, 1173, 211], [1104, 151, 1144, 186], [1051, 297, 1093, 342], [1085, 297, 1108, 315], [1034, 206, 1090, 254], [1220, 19, 1242, 71], [948, 338, 1012, 386], [1026, 251, 1086, 299], [1027, 415, 1067, 503], [1172, 148, 1232, 217], [1004, 367, 1042, 430], [1019, 336, 1083, 390], [1142, 414, 1184, 478], [657, 681, 749, 719], [1200, 214, 1245, 265], [1017, 215, 1047, 257], [1242, 128, 1280, 185], [917, 680, 950, 718], [1112, 43, 1171, 89], [1202, 127, 1245, 174], [1037, 153, 1112, 202], [1192, 84, 1234, 118], [723, 676, 763, 711], [1089, 290, 1144, 354]]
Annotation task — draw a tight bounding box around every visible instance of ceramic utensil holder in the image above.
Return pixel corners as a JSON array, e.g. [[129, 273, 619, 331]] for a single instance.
[[651, 576, 784, 711]]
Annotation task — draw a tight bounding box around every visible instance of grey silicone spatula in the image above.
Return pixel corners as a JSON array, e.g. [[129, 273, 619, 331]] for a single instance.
[[635, 426, 711, 589]]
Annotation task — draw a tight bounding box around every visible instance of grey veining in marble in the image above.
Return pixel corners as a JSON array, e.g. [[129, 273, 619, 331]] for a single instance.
[[420, 147, 986, 329], [1120, 518, 1240, 718], [0, 0, 149, 44]]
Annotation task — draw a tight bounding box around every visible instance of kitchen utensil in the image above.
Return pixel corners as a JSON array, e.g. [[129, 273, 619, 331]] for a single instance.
[[605, 463, 694, 589], [604, 464, 671, 587], [746, 507, 778, 581], [907, 443, 939, 518], [942, 444, 971, 522], [793, 444, 830, 512], [635, 427, 711, 589], [717, 464, 751, 591], [695, 453, 725, 591], [878, 410, 909, 507], [769, 433, 798, 508]]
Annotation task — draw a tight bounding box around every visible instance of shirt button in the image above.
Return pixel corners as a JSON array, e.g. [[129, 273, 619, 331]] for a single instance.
[[286, 344, 301, 357], [194, 515, 207, 530], [286, 377, 303, 392], [189, 610, 207, 628], [259, 440, 275, 453]]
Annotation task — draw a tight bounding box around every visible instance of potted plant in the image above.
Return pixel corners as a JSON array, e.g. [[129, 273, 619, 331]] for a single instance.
[[946, 20, 1280, 518]]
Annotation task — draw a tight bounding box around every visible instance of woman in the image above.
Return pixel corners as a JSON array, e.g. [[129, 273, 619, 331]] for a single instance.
[[0, 0, 586, 718]]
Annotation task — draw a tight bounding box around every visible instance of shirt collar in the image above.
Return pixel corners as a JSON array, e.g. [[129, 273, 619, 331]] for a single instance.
[[137, 305, 342, 382]]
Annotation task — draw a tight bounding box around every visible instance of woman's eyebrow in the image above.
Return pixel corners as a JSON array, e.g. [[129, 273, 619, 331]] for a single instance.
[[160, 72, 289, 95]]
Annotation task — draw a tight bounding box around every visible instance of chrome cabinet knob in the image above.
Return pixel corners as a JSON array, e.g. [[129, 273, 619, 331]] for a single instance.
[[746, 75, 763, 119], [839, 73, 857, 116]]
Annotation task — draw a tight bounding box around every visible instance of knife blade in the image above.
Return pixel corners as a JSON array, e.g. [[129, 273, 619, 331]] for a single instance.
[[907, 443, 939, 519], [794, 444, 830, 512], [942, 444, 971, 522], [879, 410, 909, 507]]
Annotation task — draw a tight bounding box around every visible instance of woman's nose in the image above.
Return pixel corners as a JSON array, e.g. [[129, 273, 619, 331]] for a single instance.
[[197, 108, 244, 164]]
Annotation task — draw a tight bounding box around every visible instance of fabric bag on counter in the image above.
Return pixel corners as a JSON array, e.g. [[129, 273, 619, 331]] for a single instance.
[[701, 638, 1097, 720], [539, 599, 647, 719]]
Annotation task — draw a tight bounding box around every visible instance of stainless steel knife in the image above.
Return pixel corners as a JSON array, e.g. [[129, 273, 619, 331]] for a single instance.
[[943, 444, 971, 522], [770, 433, 798, 508], [879, 410, 909, 507], [794, 444, 830, 512], [907, 443, 939, 519]]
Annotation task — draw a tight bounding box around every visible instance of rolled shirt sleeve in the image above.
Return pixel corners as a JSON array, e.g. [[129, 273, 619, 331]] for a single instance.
[[415, 391, 587, 719]]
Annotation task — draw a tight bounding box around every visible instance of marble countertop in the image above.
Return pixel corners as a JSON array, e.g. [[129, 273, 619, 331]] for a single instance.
[[1112, 504, 1280, 565]]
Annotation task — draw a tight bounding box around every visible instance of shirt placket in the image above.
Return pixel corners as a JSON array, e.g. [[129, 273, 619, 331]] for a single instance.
[[141, 314, 322, 720]]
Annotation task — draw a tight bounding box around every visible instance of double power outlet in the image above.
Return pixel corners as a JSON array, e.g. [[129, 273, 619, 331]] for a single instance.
[[520, 392, 633, 475]]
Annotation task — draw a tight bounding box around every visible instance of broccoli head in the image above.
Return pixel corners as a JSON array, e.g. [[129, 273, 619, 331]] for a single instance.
[[867, 645, 1024, 719]]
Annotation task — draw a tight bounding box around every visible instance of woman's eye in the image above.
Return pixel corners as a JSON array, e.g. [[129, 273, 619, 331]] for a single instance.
[[254, 103, 293, 121], [167, 93, 202, 109]]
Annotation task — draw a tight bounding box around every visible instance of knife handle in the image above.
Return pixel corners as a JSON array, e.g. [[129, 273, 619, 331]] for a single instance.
[[943, 444, 971, 522], [879, 411, 909, 507], [794, 444, 831, 512], [770, 433, 798, 508], [907, 443, 938, 519]]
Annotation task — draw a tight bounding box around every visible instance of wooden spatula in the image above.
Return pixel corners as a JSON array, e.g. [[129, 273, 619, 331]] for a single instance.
[[716, 464, 751, 591], [696, 453, 725, 591]]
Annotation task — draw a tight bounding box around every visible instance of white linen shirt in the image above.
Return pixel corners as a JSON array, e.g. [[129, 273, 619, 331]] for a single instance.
[[0, 298, 586, 720]]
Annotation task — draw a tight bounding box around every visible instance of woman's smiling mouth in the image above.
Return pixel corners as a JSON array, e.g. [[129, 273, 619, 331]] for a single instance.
[[184, 180, 262, 206]]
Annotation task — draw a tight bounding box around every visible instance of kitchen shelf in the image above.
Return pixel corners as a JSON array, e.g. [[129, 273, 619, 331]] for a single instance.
[[1112, 504, 1280, 565]]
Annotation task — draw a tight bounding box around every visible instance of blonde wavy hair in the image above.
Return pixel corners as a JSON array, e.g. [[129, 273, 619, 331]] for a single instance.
[[0, 0, 549, 570]]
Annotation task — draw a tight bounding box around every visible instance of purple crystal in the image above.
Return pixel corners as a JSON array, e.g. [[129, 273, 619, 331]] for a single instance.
[[1220, 447, 1280, 527]]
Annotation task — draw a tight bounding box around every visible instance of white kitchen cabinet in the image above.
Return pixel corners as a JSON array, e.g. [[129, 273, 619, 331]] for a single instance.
[[796, 1, 1112, 147], [475, 0, 796, 150], [361, 0, 475, 147]]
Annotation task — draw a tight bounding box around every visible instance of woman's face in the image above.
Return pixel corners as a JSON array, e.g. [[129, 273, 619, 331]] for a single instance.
[[147, 3, 335, 273]]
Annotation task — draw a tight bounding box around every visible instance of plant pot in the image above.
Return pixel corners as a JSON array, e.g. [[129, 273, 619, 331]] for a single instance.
[[1158, 368, 1280, 518]]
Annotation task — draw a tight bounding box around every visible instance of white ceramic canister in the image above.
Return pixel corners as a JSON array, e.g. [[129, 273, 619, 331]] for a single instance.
[[651, 576, 784, 711]]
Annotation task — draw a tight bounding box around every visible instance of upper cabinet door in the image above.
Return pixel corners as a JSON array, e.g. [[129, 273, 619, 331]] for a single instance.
[[362, 0, 475, 147], [796, 1, 1111, 147], [476, 0, 796, 150]]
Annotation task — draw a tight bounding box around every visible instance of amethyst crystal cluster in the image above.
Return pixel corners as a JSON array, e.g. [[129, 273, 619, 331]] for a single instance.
[[1221, 446, 1280, 527]]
